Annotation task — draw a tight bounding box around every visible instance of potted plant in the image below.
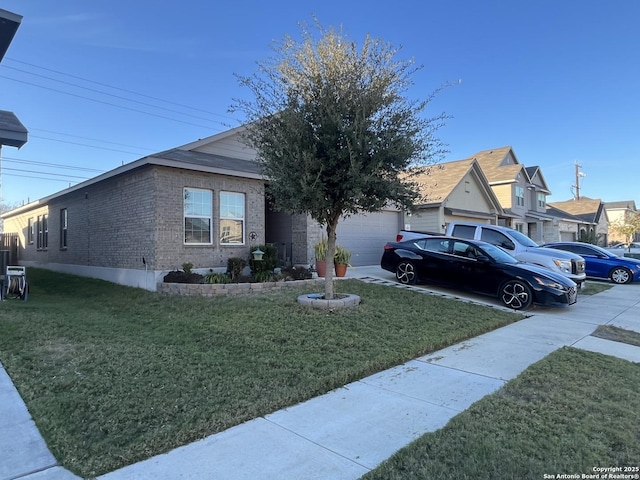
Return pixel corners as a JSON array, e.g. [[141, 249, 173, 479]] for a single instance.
[[334, 245, 351, 277], [314, 237, 328, 277]]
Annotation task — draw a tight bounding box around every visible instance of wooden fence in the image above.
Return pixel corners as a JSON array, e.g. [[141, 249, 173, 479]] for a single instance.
[[0, 232, 19, 265]]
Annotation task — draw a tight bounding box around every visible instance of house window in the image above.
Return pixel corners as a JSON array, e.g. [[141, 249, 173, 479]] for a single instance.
[[515, 186, 525, 207], [537, 193, 546, 208], [184, 188, 212, 244], [220, 192, 245, 245], [27, 218, 34, 244], [37, 214, 48, 250], [60, 209, 68, 249], [514, 223, 524, 233]]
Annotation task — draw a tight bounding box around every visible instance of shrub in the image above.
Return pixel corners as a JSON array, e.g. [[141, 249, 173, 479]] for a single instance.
[[204, 272, 232, 284], [248, 244, 278, 277], [226, 258, 246, 282], [253, 270, 275, 283], [182, 262, 194, 275]]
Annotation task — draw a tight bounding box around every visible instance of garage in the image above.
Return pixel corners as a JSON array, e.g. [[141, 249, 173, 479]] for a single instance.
[[336, 210, 402, 266]]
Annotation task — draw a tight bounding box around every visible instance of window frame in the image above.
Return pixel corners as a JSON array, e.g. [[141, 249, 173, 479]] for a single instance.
[[37, 214, 48, 250], [183, 187, 213, 245], [27, 218, 34, 245], [515, 186, 525, 207], [219, 191, 245, 245], [60, 208, 68, 250]]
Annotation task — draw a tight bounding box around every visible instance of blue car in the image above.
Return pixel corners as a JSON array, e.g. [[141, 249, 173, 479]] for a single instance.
[[543, 242, 640, 284]]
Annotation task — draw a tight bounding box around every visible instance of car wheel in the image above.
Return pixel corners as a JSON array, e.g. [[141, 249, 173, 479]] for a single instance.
[[396, 261, 417, 285], [500, 280, 533, 310], [610, 267, 632, 284]]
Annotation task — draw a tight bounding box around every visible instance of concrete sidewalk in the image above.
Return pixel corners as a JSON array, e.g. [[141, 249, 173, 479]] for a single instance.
[[2, 268, 639, 480]]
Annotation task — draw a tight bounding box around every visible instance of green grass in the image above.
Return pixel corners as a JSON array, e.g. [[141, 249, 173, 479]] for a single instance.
[[362, 347, 640, 480], [593, 325, 640, 347], [580, 281, 613, 295], [0, 268, 523, 477]]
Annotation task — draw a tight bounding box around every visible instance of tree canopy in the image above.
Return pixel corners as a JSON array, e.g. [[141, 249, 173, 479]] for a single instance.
[[234, 21, 449, 298], [609, 211, 640, 250]]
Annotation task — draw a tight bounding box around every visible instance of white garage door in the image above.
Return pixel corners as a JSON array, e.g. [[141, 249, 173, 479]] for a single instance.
[[560, 232, 576, 242], [336, 211, 401, 266]]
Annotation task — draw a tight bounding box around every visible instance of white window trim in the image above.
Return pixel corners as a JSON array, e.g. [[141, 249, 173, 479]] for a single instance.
[[515, 186, 525, 207], [219, 191, 245, 245], [184, 187, 213, 245]]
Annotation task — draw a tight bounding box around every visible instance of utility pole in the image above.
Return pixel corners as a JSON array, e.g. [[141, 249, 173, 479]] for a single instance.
[[572, 161, 586, 200]]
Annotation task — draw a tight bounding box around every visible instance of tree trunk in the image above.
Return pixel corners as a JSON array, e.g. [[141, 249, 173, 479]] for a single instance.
[[324, 221, 338, 300]]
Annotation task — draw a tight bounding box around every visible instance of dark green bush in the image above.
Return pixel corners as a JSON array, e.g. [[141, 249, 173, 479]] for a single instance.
[[204, 271, 232, 284], [226, 257, 246, 282], [248, 244, 278, 277]]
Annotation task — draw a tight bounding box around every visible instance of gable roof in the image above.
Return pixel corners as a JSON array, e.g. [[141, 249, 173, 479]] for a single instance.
[[548, 197, 604, 224], [604, 200, 637, 211], [544, 205, 586, 223], [414, 159, 474, 204], [411, 158, 502, 212], [469, 146, 526, 184], [152, 148, 262, 177], [524, 165, 551, 194], [2, 143, 264, 218]]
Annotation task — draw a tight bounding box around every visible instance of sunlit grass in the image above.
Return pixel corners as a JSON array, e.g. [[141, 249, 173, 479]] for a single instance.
[[0, 268, 523, 477], [362, 348, 640, 480]]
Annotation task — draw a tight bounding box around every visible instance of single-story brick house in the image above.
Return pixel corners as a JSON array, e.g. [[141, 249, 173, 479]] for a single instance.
[[547, 196, 609, 245], [2, 126, 403, 290]]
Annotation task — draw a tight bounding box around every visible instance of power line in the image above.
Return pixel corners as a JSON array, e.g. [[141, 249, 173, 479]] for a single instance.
[[30, 128, 154, 151], [30, 135, 143, 155], [6, 57, 239, 121], [2, 167, 91, 180], [3, 156, 106, 173], [3, 172, 82, 183], [0, 75, 224, 131], [2, 64, 232, 126]]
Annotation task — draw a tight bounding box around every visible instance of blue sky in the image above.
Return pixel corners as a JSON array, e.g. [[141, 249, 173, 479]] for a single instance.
[[1, 0, 639, 208]]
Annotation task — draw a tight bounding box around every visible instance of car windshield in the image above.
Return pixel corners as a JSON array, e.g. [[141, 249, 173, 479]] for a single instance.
[[479, 243, 519, 264], [508, 229, 539, 247]]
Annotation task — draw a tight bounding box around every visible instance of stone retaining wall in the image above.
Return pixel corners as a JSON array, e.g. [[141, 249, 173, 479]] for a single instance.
[[158, 278, 324, 297]]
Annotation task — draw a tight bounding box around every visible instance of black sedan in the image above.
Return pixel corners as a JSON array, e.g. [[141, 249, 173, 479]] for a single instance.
[[381, 236, 578, 310]]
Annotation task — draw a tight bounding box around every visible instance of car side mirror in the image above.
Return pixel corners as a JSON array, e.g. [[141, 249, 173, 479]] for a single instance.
[[476, 254, 491, 263], [501, 241, 515, 250]]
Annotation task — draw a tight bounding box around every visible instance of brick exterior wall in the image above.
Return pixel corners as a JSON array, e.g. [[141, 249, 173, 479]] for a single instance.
[[152, 166, 265, 270], [3, 165, 266, 273]]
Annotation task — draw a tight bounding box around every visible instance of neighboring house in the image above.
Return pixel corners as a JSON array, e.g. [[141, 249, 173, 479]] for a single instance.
[[547, 197, 609, 246], [456, 146, 554, 243], [403, 146, 568, 245], [402, 158, 503, 233], [605, 200, 639, 244], [543, 205, 591, 243], [1, 126, 403, 289]]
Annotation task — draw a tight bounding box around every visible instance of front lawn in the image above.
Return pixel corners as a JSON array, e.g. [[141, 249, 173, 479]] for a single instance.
[[0, 268, 522, 477], [362, 347, 640, 480]]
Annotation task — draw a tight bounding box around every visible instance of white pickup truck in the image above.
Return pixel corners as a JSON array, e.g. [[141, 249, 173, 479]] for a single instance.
[[396, 222, 587, 286]]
